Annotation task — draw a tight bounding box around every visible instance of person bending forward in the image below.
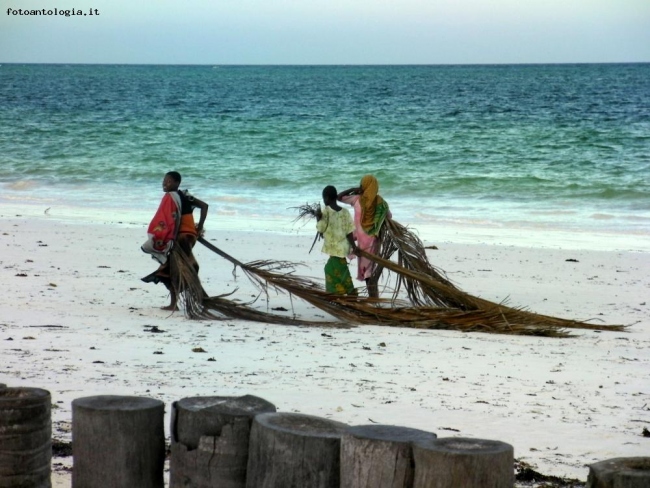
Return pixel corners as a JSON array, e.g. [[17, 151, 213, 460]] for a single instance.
[[338, 174, 390, 298]]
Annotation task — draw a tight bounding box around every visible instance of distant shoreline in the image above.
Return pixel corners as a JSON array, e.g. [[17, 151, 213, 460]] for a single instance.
[[2, 200, 648, 253]]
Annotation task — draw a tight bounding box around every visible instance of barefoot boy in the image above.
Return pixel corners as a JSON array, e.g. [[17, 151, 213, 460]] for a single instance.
[[141, 171, 209, 310], [316, 185, 357, 295]]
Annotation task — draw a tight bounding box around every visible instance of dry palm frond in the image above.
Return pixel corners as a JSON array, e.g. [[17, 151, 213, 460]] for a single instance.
[[289, 203, 465, 307], [341, 304, 573, 337], [196, 237, 626, 336], [286, 207, 616, 334], [168, 244, 212, 319], [379, 218, 479, 309], [289, 202, 321, 223], [199, 236, 391, 320], [199, 236, 316, 295], [199, 248, 572, 335], [357, 249, 626, 332], [203, 295, 351, 328], [289, 202, 323, 253], [375, 217, 625, 331], [198, 237, 348, 326]]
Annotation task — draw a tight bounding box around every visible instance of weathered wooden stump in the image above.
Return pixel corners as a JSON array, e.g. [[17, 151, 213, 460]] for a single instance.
[[170, 394, 276, 488], [71, 395, 164, 488], [0, 387, 51, 488], [412, 437, 514, 488], [246, 412, 348, 488], [587, 457, 650, 488], [341, 424, 437, 488]]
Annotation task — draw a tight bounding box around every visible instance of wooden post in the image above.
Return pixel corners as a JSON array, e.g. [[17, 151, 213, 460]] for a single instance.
[[341, 424, 437, 488], [169, 394, 276, 488], [412, 437, 514, 488], [587, 457, 650, 488], [71, 395, 165, 488], [246, 412, 348, 488], [0, 387, 51, 488]]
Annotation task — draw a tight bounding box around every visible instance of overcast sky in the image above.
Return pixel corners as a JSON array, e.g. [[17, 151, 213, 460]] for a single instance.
[[1, 0, 649, 64]]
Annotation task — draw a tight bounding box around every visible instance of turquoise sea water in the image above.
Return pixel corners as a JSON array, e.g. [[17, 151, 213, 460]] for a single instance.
[[1, 64, 649, 249]]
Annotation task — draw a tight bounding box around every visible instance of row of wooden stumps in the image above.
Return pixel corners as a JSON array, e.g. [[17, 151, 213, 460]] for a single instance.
[[1, 385, 649, 487]]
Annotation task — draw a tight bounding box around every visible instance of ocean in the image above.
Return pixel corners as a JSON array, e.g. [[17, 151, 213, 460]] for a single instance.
[[1, 63, 649, 250]]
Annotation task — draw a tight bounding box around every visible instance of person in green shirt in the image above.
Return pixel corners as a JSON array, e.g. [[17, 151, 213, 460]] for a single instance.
[[316, 185, 358, 295]]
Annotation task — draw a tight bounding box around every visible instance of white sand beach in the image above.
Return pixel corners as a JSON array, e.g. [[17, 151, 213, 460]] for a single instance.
[[1, 207, 648, 486]]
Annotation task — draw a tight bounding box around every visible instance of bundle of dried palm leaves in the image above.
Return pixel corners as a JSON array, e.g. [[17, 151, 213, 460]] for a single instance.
[[203, 294, 350, 328], [290, 202, 321, 222], [357, 249, 625, 333], [290, 202, 323, 253], [168, 244, 211, 319], [191, 206, 626, 335], [196, 237, 625, 337], [167, 240, 319, 325], [290, 207, 477, 308], [378, 218, 481, 309], [198, 237, 354, 327]]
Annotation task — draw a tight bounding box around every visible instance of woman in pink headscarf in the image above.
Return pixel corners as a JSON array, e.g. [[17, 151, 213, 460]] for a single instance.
[[338, 175, 390, 298]]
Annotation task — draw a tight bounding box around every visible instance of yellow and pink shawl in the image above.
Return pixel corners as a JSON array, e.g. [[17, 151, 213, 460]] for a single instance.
[[359, 175, 389, 237]]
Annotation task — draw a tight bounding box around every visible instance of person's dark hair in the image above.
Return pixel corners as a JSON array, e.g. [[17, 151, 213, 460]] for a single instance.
[[166, 171, 182, 183], [322, 185, 337, 201]]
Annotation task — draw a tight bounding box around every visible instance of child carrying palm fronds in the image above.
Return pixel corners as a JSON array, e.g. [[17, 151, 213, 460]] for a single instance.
[[316, 186, 358, 295]]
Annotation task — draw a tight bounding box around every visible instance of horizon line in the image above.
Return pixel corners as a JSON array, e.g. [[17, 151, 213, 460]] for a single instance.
[[1, 61, 649, 67]]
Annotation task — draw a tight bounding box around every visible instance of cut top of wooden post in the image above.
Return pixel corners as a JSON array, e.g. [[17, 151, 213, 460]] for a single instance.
[[172, 394, 276, 448], [415, 437, 513, 455], [254, 412, 348, 438], [341, 425, 438, 488], [345, 424, 437, 443], [412, 437, 514, 488], [0, 387, 50, 405], [247, 412, 348, 488], [72, 395, 164, 412], [176, 395, 275, 416], [588, 457, 650, 487]]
